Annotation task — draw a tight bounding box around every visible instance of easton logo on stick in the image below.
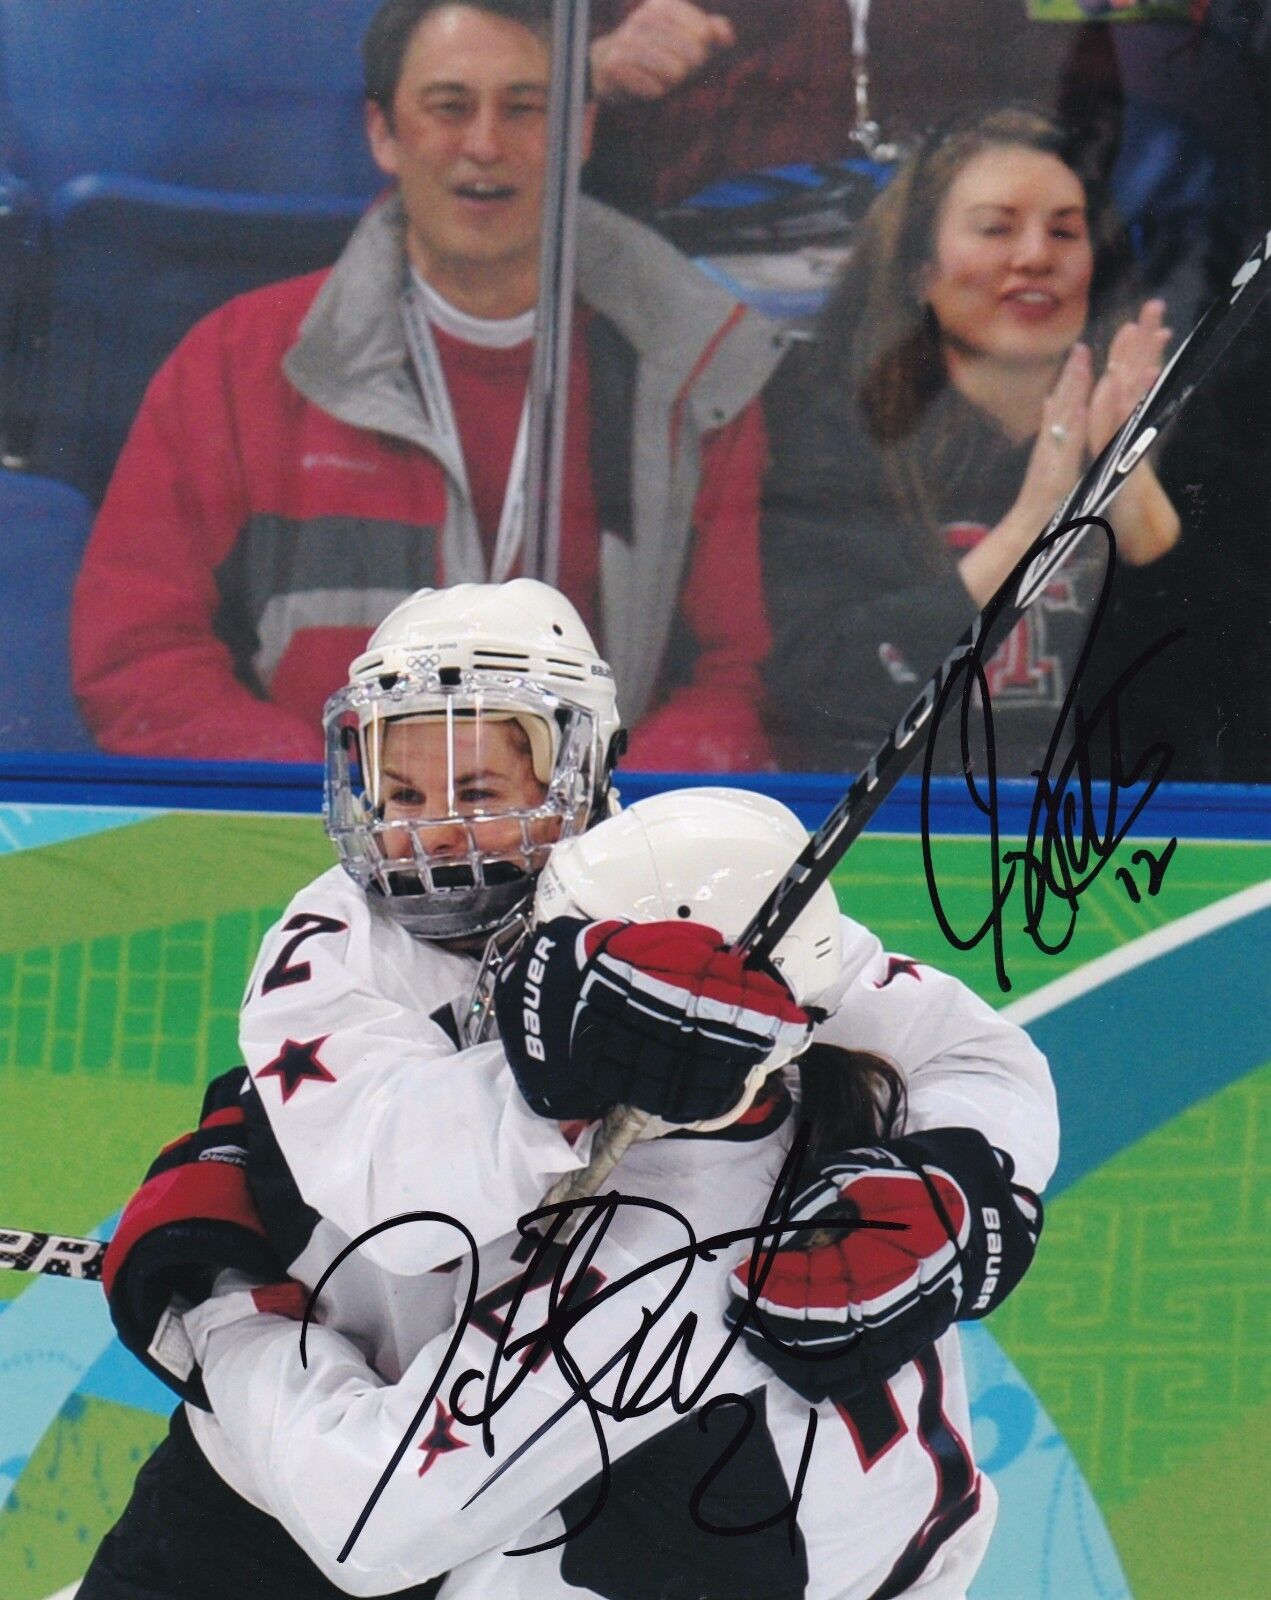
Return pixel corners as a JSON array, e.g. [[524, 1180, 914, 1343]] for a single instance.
[[0, 1228, 106, 1280]]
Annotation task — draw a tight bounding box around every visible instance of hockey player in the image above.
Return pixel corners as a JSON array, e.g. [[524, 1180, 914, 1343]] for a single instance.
[[96, 783, 1056, 1598], [84, 585, 810, 1597]]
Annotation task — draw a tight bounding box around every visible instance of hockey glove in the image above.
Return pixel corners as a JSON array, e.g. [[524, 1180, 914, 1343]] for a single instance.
[[103, 1065, 302, 1409], [725, 1126, 1042, 1402], [494, 915, 812, 1124]]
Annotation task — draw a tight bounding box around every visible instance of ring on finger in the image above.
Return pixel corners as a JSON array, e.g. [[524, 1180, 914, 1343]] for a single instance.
[[1048, 422, 1069, 445]]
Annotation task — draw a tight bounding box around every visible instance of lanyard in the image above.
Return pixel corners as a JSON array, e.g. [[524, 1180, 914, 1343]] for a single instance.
[[400, 285, 531, 584]]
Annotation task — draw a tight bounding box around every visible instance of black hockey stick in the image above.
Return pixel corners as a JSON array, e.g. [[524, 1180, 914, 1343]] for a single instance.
[[553, 224, 1271, 1206], [1, 1227, 106, 1280]]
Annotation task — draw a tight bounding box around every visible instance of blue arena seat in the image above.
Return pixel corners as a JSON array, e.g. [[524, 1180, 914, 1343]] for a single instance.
[[27, 177, 367, 502], [656, 155, 899, 322], [656, 157, 896, 258], [0, 0, 381, 199], [0, 469, 94, 751]]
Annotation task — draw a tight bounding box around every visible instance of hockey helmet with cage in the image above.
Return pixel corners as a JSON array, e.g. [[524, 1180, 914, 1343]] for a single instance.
[[323, 580, 624, 941], [531, 787, 843, 1127]]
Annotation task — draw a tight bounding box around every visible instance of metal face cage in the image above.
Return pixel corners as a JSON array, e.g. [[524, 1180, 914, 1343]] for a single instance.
[[323, 671, 600, 941]]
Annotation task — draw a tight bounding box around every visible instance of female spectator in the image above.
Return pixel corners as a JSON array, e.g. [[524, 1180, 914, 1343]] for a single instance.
[[761, 104, 1182, 775]]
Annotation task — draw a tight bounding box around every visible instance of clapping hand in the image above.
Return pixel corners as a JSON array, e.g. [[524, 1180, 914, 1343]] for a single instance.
[[1087, 298, 1171, 457], [1019, 300, 1176, 566], [959, 299, 1179, 604], [1015, 339, 1092, 529], [1020, 298, 1171, 517]]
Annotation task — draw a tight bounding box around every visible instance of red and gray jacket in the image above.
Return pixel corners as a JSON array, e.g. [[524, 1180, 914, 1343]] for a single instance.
[[71, 195, 787, 769]]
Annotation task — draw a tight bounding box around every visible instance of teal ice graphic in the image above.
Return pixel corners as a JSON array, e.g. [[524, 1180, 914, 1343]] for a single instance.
[[0, 805, 161, 856], [964, 1322, 1131, 1600], [0, 1219, 118, 1510]]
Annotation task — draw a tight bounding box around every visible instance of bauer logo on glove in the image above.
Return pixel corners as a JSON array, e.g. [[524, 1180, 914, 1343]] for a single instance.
[[515, 929, 558, 1062]]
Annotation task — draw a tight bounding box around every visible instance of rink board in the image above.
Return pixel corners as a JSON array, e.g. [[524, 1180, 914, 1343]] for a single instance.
[[0, 789, 1267, 1600]]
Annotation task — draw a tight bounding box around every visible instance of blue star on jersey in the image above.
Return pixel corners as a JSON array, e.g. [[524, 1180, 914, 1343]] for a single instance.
[[257, 1036, 335, 1102]]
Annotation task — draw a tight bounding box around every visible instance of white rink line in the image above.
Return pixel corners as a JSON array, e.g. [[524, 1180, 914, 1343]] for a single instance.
[[1001, 877, 1271, 1027]]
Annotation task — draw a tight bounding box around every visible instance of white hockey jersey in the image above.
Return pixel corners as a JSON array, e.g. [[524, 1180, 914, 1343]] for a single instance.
[[186, 865, 1058, 1599]]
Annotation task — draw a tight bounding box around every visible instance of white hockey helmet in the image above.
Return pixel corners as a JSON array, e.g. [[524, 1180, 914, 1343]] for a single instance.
[[533, 788, 842, 1126], [323, 580, 624, 941], [535, 787, 842, 1006]]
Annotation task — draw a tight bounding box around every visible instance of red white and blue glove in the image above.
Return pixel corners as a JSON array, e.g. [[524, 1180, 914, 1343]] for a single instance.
[[494, 916, 813, 1125], [103, 1066, 307, 1408], [726, 1127, 1042, 1401]]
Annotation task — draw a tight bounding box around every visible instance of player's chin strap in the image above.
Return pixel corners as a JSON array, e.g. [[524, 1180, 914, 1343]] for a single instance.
[[462, 913, 533, 1048], [462, 754, 624, 1049]]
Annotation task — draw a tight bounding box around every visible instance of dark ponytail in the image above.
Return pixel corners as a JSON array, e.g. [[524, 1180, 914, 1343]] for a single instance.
[[795, 1041, 907, 1168]]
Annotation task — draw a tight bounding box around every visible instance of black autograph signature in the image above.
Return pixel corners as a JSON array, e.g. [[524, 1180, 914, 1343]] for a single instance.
[[921, 517, 1182, 991], [299, 1125, 899, 1564]]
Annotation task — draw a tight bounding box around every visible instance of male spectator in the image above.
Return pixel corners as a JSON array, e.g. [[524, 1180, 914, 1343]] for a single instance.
[[71, 0, 785, 771]]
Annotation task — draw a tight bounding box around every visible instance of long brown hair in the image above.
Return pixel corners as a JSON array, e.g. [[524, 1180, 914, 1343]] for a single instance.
[[794, 1041, 907, 1167], [810, 105, 1139, 565]]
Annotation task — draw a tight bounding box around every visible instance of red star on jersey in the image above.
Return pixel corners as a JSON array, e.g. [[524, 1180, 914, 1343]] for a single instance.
[[257, 1036, 335, 1102], [417, 1401, 469, 1478], [874, 957, 923, 989]]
